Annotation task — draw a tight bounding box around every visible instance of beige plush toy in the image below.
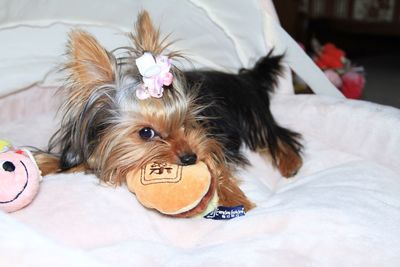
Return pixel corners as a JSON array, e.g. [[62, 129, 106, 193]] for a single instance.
[[126, 161, 219, 217]]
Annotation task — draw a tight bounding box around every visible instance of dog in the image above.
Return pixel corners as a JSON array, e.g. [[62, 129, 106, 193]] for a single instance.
[[35, 10, 302, 215]]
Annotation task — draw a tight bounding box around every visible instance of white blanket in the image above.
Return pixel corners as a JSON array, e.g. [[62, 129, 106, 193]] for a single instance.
[[1, 87, 399, 267]]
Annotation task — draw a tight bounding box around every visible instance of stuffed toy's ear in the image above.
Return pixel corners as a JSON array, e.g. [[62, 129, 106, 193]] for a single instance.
[[66, 30, 115, 90]]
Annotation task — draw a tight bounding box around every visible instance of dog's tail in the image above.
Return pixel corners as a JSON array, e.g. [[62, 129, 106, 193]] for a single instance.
[[34, 152, 61, 176], [239, 52, 303, 176], [239, 51, 283, 93]]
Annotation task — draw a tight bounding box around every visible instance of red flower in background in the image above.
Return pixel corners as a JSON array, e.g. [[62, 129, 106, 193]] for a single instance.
[[340, 72, 366, 99], [295, 39, 366, 99], [314, 43, 346, 69]]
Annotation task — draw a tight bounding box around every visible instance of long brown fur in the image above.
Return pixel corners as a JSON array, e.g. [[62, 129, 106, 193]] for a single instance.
[[130, 11, 178, 58], [36, 10, 254, 214]]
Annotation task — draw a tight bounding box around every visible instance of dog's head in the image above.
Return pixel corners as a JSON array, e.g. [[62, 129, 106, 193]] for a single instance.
[[53, 11, 225, 184]]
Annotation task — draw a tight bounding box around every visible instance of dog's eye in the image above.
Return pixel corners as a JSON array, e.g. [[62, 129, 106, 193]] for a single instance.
[[139, 127, 157, 140]]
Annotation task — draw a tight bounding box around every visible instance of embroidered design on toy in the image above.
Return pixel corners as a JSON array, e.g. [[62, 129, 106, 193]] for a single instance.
[[140, 162, 183, 185], [149, 162, 173, 175]]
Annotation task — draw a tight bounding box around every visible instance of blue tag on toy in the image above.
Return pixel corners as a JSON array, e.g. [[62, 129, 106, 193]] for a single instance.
[[204, 205, 245, 220]]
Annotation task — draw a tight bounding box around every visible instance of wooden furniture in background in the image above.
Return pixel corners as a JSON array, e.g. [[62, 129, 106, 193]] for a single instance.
[[273, 0, 400, 57]]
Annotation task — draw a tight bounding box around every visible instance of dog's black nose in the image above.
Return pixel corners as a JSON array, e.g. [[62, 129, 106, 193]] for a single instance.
[[2, 161, 16, 172], [179, 154, 197, 165]]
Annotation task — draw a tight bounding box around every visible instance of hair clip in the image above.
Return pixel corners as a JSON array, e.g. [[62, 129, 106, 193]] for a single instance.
[[135, 52, 173, 100]]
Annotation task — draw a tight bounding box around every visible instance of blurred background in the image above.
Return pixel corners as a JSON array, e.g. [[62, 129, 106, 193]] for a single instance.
[[273, 0, 400, 108]]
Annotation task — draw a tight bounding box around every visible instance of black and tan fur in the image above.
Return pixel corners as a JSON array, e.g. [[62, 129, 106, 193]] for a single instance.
[[36, 11, 303, 215]]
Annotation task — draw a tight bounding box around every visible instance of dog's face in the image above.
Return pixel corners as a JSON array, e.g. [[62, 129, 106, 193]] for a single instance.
[[91, 87, 222, 184], [54, 12, 225, 185]]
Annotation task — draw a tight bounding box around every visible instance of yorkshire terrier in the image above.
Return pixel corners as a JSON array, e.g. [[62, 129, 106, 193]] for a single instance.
[[36, 11, 302, 214]]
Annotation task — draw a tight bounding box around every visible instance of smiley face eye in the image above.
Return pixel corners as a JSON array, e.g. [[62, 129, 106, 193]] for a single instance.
[[138, 127, 157, 140], [1, 161, 15, 172]]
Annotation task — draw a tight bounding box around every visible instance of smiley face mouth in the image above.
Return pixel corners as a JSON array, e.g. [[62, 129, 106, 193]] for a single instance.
[[0, 161, 29, 204]]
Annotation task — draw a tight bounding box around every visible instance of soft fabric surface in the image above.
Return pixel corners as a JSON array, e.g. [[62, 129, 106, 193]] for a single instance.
[[0, 0, 341, 98], [1, 86, 399, 266], [0, 0, 269, 96]]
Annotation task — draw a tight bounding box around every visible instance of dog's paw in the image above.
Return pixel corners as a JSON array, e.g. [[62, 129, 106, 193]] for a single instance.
[[217, 176, 255, 211], [277, 149, 303, 178]]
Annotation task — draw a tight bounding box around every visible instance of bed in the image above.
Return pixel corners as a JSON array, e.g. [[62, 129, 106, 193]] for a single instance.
[[1, 1, 400, 266]]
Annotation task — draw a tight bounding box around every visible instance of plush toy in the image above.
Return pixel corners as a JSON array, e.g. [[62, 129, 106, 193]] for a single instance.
[[0, 139, 12, 152], [0, 140, 42, 213], [126, 161, 219, 217]]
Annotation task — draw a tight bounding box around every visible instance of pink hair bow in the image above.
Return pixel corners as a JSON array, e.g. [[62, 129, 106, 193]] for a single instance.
[[135, 52, 173, 100]]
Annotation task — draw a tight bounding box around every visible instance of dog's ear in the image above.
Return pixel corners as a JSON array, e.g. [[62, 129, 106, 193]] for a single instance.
[[131, 10, 172, 56], [66, 30, 114, 88]]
